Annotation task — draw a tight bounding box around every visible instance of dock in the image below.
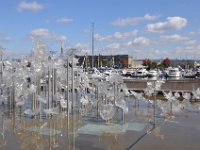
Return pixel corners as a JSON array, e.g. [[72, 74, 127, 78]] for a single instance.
[[124, 78, 200, 92]]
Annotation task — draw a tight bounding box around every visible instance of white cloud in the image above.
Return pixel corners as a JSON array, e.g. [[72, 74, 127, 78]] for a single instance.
[[94, 34, 104, 41], [175, 44, 200, 57], [160, 34, 187, 41], [30, 28, 56, 39], [113, 32, 123, 39], [94, 34, 112, 42], [147, 16, 187, 33], [189, 31, 196, 35], [74, 43, 89, 49], [56, 18, 73, 24], [184, 40, 197, 45], [133, 48, 172, 59], [189, 29, 200, 36], [30, 28, 66, 41], [152, 49, 161, 54], [127, 37, 150, 47], [112, 14, 159, 26], [94, 30, 138, 42], [45, 17, 73, 24], [113, 30, 138, 39], [17, 1, 44, 12], [0, 32, 12, 42], [133, 37, 150, 46], [60, 35, 67, 41], [106, 43, 120, 49]]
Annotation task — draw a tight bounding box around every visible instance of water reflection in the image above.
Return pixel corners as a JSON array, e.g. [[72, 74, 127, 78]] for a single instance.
[[0, 96, 200, 150], [0, 97, 153, 150]]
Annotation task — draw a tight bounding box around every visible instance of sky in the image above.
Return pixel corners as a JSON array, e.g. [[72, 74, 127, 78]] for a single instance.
[[0, 0, 200, 59]]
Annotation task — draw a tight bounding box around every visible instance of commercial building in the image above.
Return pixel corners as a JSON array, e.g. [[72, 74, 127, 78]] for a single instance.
[[77, 54, 142, 68]]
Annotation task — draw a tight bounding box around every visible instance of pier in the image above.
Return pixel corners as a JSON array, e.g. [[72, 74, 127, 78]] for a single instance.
[[124, 78, 200, 92]]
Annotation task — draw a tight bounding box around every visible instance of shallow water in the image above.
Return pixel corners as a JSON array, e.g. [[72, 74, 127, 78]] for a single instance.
[[0, 99, 200, 150]]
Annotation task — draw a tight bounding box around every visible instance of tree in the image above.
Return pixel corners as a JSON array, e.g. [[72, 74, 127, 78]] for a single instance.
[[151, 61, 158, 69], [157, 63, 164, 69], [143, 58, 152, 70], [162, 58, 171, 68], [179, 62, 186, 69], [143, 58, 152, 66], [188, 60, 194, 68]]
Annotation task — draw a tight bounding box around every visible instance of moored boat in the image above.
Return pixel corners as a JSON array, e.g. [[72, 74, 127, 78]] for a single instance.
[[167, 67, 182, 78], [147, 70, 158, 77], [131, 69, 148, 78]]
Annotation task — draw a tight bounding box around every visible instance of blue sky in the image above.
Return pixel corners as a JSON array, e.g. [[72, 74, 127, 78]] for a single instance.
[[0, 0, 200, 59]]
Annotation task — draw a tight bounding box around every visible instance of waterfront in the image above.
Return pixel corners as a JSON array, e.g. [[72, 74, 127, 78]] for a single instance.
[[1, 0, 200, 149], [124, 78, 200, 92], [0, 47, 200, 149], [0, 97, 200, 150]]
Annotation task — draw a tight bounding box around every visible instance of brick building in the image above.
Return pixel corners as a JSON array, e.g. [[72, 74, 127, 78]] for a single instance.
[[77, 54, 136, 68]]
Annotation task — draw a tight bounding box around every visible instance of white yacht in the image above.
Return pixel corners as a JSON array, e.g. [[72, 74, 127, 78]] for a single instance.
[[87, 68, 104, 80], [147, 70, 158, 77], [122, 68, 135, 77], [103, 68, 116, 76], [132, 69, 148, 78], [167, 67, 182, 77], [183, 69, 196, 78]]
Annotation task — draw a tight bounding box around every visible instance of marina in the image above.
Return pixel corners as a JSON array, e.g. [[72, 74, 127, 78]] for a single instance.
[[1, 1, 200, 149], [0, 41, 200, 150]]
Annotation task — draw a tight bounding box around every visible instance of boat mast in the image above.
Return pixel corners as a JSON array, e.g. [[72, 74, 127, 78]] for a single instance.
[[0, 47, 4, 96], [92, 22, 94, 68], [61, 40, 64, 56]]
